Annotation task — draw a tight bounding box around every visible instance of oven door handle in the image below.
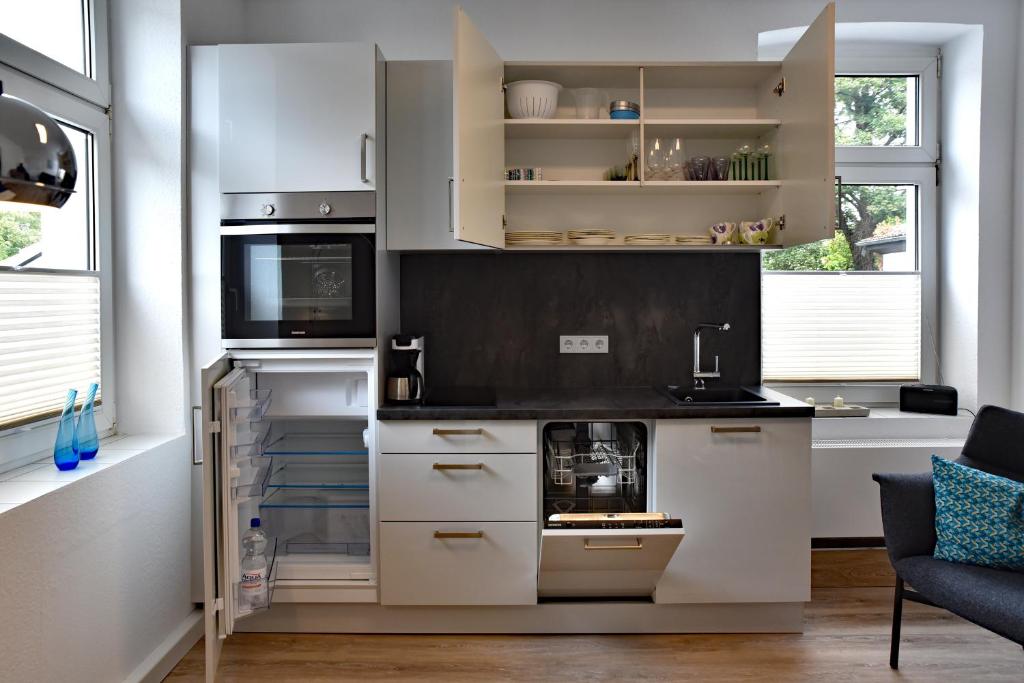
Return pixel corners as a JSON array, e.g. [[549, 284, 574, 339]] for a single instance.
[[220, 224, 375, 236]]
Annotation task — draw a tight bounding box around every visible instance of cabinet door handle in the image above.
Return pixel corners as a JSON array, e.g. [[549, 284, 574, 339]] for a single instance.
[[584, 538, 643, 551], [432, 462, 484, 470], [448, 177, 455, 232], [360, 133, 369, 183], [434, 530, 484, 539], [432, 427, 483, 436], [710, 425, 762, 434]]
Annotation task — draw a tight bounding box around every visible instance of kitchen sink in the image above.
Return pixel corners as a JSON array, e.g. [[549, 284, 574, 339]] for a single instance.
[[661, 386, 779, 406]]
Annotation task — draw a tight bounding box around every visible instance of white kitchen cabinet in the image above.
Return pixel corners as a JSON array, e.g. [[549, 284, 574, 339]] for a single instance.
[[201, 350, 378, 682], [378, 451, 536, 521], [450, 5, 835, 249], [386, 61, 484, 251], [653, 418, 811, 604], [378, 419, 536, 454], [378, 419, 538, 606], [218, 42, 382, 194], [379, 522, 537, 605]]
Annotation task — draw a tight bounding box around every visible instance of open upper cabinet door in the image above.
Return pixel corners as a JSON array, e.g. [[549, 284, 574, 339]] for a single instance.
[[774, 2, 835, 247], [201, 354, 231, 683], [453, 7, 506, 248]]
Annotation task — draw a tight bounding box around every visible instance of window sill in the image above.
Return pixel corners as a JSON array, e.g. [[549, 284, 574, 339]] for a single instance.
[[0, 433, 182, 514], [811, 405, 973, 443]]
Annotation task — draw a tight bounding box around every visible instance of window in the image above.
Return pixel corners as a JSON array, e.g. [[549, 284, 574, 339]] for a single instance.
[[0, 0, 90, 75], [762, 56, 939, 389], [835, 75, 918, 147], [0, 1, 112, 466]]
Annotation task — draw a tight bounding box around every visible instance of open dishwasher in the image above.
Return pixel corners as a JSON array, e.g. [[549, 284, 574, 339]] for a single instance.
[[539, 421, 685, 599]]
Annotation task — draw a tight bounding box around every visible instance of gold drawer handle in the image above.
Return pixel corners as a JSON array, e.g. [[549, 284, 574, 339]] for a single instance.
[[432, 427, 484, 436], [433, 462, 485, 470], [710, 425, 762, 434], [434, 530, 484, 539], [584, 538, 643, 551]]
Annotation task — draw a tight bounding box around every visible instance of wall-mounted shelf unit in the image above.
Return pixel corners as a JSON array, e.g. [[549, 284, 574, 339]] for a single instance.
[[386, 5, 834, 252], [505, 180, 781, 195], [449, 5, 835, 251]]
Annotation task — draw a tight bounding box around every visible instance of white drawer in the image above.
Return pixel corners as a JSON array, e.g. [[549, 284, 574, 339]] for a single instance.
[[378, 420, 536, 454], [379, 452, 536, 521], [379, 522, 537, 605]]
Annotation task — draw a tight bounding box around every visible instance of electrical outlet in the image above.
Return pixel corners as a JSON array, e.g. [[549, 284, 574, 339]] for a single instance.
[[559, 335, 609, 354]]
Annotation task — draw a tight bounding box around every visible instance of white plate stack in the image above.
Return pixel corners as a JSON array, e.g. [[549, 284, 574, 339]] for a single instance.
[[675, 235, 713, 246], [505, 230, 565, 246], [624, 233, 673, 245], [568, 228, 616, 245]]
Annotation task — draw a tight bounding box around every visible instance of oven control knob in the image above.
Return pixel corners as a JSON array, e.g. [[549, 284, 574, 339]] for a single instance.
[[319, 201, 332, 216], [260, 203, 275, 217]]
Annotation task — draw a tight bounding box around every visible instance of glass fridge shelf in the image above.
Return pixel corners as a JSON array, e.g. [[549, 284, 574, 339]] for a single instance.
[[263, 433, 369, 457], [265, 463, 369, 491], [259, 488, 370, 510]]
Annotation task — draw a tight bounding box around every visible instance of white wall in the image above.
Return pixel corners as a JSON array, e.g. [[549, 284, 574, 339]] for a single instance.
[[111, 0, 189, 434], [0, 438, 192, 683], [939, 28, 984, 411], [1014, 6, 1024, 411], [184, 0, 1020, 409]]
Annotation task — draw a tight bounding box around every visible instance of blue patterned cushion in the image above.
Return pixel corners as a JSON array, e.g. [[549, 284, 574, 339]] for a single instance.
[[932, 455, 1024, 571]]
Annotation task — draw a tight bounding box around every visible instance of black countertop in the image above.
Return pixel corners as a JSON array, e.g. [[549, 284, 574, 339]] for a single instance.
[[376, 386, 812, 421]]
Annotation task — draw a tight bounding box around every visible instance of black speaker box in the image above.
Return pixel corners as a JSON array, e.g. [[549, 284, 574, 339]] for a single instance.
[[899, 384, 958, 416]]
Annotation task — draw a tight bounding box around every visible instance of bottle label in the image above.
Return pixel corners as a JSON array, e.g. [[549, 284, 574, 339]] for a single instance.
[[240, 568, 266, 592]]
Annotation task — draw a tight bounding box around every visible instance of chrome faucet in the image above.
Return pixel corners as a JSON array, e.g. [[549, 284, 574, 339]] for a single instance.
[[693, 322, 730, 390]]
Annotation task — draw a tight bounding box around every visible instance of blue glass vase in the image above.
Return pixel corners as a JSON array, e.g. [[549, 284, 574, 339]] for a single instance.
[[54, 389, 80, 471], [74, 383, 99, 460]]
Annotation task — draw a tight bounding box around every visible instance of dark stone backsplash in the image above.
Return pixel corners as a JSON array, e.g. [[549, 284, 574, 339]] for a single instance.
[[399, 252, 761, 390]]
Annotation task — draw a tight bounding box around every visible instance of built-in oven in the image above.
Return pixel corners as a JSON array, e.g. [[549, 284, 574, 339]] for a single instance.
[[220, 191, 376, 348], [539, 421, 685, 599]]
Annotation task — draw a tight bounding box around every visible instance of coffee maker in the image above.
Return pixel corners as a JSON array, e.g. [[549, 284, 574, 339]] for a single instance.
[[386, 335, 425, 404]]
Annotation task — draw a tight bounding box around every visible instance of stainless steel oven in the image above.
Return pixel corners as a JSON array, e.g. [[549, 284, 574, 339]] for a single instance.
[[220, 191, 376, 348]]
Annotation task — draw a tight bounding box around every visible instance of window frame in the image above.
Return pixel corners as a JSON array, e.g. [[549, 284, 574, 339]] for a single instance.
[[765, 54, 939, 403], [0, 0, 114, 470], [834, 56, 939, 165], [0, 0, 109, 108]]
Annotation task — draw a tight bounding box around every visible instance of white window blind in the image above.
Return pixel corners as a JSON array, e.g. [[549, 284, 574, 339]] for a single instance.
[[0, 272, 101, 429], [762, 273, 921, 382]]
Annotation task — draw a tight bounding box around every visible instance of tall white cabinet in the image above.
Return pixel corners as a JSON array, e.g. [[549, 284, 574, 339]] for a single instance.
[[218, 42, 384, 193], [386, 6, 835, 251]]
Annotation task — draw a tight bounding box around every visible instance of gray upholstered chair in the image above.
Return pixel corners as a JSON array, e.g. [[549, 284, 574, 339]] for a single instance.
[[873, 404, 1024, 669]]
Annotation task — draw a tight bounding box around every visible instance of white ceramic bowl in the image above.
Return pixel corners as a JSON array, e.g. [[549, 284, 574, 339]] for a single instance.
[[505, 80, 562, 119]]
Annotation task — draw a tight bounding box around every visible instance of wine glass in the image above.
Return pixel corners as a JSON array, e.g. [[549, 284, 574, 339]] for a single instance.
[[664, 137, 685, 180], [647, 138, 666, 180]]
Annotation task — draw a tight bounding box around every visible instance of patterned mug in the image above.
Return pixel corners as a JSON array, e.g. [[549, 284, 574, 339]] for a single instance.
[[709, 222, 737, 245]]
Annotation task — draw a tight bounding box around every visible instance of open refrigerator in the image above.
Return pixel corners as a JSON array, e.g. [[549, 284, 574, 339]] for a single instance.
[[200, 349, 376, 677]]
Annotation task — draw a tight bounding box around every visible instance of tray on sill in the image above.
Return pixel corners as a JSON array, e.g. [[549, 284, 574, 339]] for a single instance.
[[814, 404, 871, 418]]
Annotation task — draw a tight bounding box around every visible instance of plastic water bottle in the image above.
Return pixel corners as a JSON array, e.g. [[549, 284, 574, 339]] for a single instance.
[[241, 518, 268, 556], [239, 518, 269, 611]]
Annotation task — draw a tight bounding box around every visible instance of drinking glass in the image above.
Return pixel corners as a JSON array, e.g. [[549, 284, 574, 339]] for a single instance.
[[574, 88, 605, 119], [689, 156, 710, 181], [712, 156, 731, 181]]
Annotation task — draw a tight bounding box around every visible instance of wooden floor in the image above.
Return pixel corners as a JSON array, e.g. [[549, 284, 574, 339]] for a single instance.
[[167, 551, 1024, 682]]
